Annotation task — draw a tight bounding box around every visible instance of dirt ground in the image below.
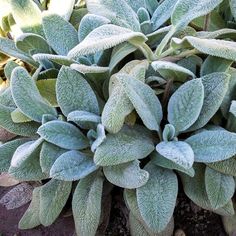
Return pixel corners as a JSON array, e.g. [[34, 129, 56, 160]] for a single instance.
[[0, 186, 227, 236]]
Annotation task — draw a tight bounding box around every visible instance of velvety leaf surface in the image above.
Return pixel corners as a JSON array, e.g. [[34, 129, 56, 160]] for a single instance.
[[186, 130, 236, 163], [103, 160, 149, 189], [37, 120, 89, 150], [94, 125, 154, 166], [137, 163, 178, 232], [50, 150, 98, 181], [72, 172, 104, 236]]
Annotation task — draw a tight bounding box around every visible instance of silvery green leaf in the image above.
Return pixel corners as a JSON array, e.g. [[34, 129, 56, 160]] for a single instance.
[[125, 0, 146, 12], [91, 124, 106, 152], [177, 55, 202, 75], [230, 101, 236, 117], [57, 66, 99, 116], [0, 37, 37, 67], [168, 79, 204, 133], [171, 0, 223, 30], [109, 42, 137, 72], [200, 56, 232, 76], [103, 160, 149, 189], [94, 125, 154, 166], [151, 152, 195, 177], [40, 142, 67, 174], [11, 138, 43, 168], [33, 53, 74, 66], [205, 167, 235, 209], [102, 60, 147, 133], [186, 130, 236, 163], [0, 139, 28, 172], [151, 0, 178, 31], [16, 33, 51, 55], [68, 24, 147, 58], [162, 124, 176, 142], [78, 14, 110, 41], [9, 144, 47, 181], [50, 150, 98, 181], [11, 67, 57, 122], [180, 163, 235, 215], [67, 110, 101, 129], [70, 63, 109, 74], [37, 120, 89, 150], [42, 14, 79, 55], [137, 7, 150, 23], [151, 61, 195, 81], [39, 179, 72, 226], [156, 141, 194, 169], [10, 0, 44, 36], [18, 187, 41, 229], [47, 0, 75, 21], [137, 163, 178, 232], [196, 28, 236, 39], [129, 213, 174, 236], [118, 74, 162, 132], [72, 171, 104, 236], [208, 157, 236, 177], [172, 36, 236, 61], [188, 73, 230, 131], [0, 104, 39, 137], [145, 0, 159, 15], [86, 0, 140, 31], [4, 61, 19, 80], [11, 108, 32, 123]]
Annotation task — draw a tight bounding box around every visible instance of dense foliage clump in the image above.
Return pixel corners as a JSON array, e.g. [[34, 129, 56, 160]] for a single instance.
[[1, 0, 236, 235]]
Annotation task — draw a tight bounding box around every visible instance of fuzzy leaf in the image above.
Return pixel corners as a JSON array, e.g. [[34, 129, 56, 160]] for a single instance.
[[162, 124, 176, 142], [207, 157, 236, 177], [186, 130, 236, 163], [151, 0, 178, 30], [94, 125, 154, 166], [11, 138, 43, 168], [0, 173, 20, 187], [37, 120, 89, 150], [68, 24, 147, 58], [118, 74, 163, 132], [171, 0, 223, 30], [137, 163, 178, 232], [0, 37, 37, 67], [78, 14, 110, 41], [11, 67, 57, 122], [50, 150, 98, 181], [168, 79, 204, 133], [16, 33, 51, 55], [11, 108, 32, 123], [42, 14, 79, 55], [67, 110, 101, 130], [0, 139, 28, 172], [47, 0, 75, 21], [40, 142, 67, 174], [172, 36, 236, 61], [151, 61, 195, 81], [4, 61, 20, 80], [86, 0, 140, 31], [18, 187, 41, 229], [151, 152, 195, 177], [103, 160, 149, 189], [188, 73, 230, 131], [91, 124, 106, 152], [70, 63, 109, 74], [56, 66, 99, 116], [72, 171, 104, 236], [40, 179, 72, 226], [156, 141, 194, 169], [205, 167, 235, 209], [0, 104, 39, 137], [10, 0, 44, 36]]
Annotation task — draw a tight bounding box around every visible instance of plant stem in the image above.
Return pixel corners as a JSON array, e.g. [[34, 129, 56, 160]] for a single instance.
[[203, 13, 211, 31], [138, 43, 157, 62]]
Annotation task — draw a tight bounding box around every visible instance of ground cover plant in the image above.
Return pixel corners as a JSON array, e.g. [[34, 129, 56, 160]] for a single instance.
[[1, 0, 236, 235]]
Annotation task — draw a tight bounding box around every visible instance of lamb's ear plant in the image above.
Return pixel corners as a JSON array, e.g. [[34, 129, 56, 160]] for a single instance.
[[1, 0, 236, 235]]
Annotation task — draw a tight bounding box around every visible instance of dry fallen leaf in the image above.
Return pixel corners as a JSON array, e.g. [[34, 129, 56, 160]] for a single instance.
[[0, 172, 20, 187]]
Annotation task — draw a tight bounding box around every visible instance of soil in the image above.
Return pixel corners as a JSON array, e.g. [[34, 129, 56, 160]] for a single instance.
[[0, 186, 227, 236]]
